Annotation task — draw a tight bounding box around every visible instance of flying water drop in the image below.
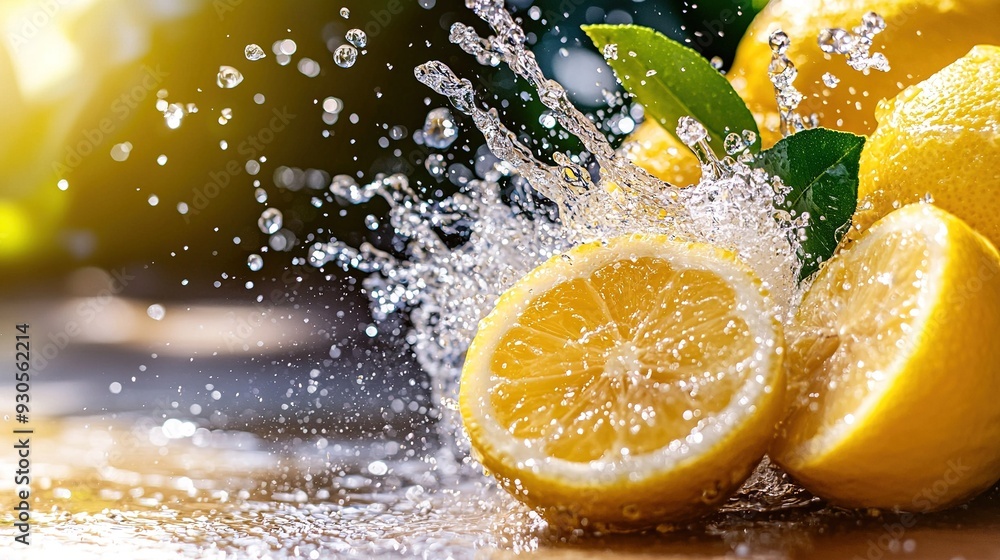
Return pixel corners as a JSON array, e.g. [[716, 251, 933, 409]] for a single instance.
[[334, 45, 358, 68], [216, 66, 244, 88], [146, 304, 166, 321], [247, 254, 264, 272], [422, 108, 459, 149], [346, 29, 367, 49], [244, 44, 266, 61], [424, 153, 447, 178], [258, 208, 283, 234]]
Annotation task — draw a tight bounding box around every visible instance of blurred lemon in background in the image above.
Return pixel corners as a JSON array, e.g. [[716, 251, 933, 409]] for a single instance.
[[854, 45, 1000, 247], [623, 120, 703, 187], [729, 0, 1000, 147], [627, 0, 1000, 184], [0, 0, 197, 262]]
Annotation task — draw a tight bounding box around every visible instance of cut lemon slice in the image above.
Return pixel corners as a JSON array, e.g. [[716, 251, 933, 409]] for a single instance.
[[460, 234, 785, 528], [774, 204, 1000, 510]]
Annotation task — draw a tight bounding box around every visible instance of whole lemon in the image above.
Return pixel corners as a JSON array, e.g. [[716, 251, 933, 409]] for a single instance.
[[729, 0, 1000, 147], [853, 45, 1000, 247]]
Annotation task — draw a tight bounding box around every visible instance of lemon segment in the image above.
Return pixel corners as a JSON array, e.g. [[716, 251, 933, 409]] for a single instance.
[[774, 204, 1000, 511], [460, 234, 785, 528]]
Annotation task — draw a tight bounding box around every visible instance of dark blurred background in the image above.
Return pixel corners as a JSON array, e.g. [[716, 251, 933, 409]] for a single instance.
[[0, 0, 762, 433]]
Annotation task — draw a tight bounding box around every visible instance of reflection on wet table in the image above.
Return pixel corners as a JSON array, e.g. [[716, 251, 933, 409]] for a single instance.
[[1, 416, 997, 559]]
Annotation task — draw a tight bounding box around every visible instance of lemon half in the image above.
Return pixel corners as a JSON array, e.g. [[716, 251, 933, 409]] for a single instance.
[[460, 234, 785, 528], [774, 204, 1000, 511]]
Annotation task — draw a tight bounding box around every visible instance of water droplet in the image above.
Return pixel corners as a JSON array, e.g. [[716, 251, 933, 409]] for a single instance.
[[404, 485, 425, 502], [422, 107, 459, 149], [277, 39, 297, 55], [676, 116, 708, 146], [244, 43, 266, 61], [339, 7, 350, 18], [146, 304, 166, 321], [768, 30, 790, 55], [297, 58, 321, 78], [602, 43, 618, 60], [334, 45, 358, 68], [710, 56, 724, 70], [538, 111, 557, 129], [323, 96, 344, 114], [270, 229, 294, 251], [254, 188, 268, 203], [216, 65, 244, 88], [258, 208, 283, 234], [110, 142, 133, 162], [147, 194, 159, 206], [822, 72, 841, 88], [368, 460, 388, 476], [163, 103, 186, 129], [346, 29, 367, 49], [724, 133, 748, 155], [860, 11, 886, 34], [247, 254, 263, 271], [818, 13, 890, 73], [818, 28, 852, 54], [425, 153, 447, 178], [57, 179, 69, 191]]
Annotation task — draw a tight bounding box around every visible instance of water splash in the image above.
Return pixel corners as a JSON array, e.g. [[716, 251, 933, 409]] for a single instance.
[[767, 30, 817, 136], [819, 12, 890, 73], [298, 0, 807, 453]]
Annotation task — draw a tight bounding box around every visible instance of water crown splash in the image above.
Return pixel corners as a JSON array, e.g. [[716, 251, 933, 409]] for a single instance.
[[301, 0, 809, 451]]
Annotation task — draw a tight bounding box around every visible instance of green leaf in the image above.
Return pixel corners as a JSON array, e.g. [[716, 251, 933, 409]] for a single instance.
[[755, 128, 865, 280], [583, 24, 759, 157]]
